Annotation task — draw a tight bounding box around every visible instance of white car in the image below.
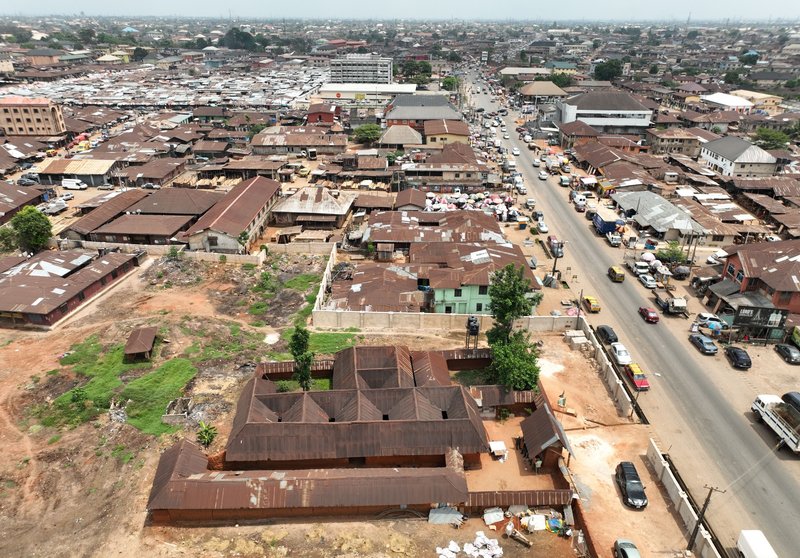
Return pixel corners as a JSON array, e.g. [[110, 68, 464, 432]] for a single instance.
[[512, 148, 520, 156], [538, 171, 548, 180], [537, 221, 549, 233], [503, 133, 510, 139], [610, 343, 632, 366], [638, 274, 657, 289], [532, 159, 541, 167], [58, 192, 74, 201]]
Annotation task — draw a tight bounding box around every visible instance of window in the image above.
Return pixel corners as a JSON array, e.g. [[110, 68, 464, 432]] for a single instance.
[[476, 303, 483, 312], [208, 236, 218, 247], [735, 270, 744, 283], [445, 306, 453, 314], [726, 263, 735, 277], [454, 288, 462, 297], [478, 285, 488, 295], [778, 291, 792, 305], [77, 292, 85, 301], [711, 235, 724, 242], [430, 137, 436, 142]]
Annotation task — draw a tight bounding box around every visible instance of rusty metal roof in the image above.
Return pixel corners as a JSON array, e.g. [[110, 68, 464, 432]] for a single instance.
[[66, 189, 149, 236], [366, 211, 505, 245], [37, 158, 118, 176], [226, 378, 489, 462], [467, 489, 573, 509], [410, 350, 451, 387], [147, 439, 468, 512], [520, 401, 574, 458], [185, 176, 280, 238], [92, 214, 192, 236], [124, 188, 223, 216], [124, 326, 157, 355], [332, 346, 414, 390]]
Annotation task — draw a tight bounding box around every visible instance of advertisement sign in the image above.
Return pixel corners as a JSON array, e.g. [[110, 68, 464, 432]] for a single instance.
[[791, 326, 800, 348], [733, 306, 788, 329]]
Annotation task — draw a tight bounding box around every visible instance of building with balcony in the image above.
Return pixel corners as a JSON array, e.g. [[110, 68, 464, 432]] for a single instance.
[[0, 96, 66, 136], [330, 54, 393, 84]]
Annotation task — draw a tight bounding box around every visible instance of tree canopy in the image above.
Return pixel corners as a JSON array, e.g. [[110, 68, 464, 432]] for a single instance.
[[441, 76, 459, 92], [487, 264, 535, 344], [289, 325, 313, 391], [489, 331, 541, 391], [222, 27, 258, 51], [754, 127, 789, 150], [11, 206, 51, 252], [536, 73, 573, 88], [593, 59, 623, 81], [655, 240, 688, 264], [353, 124, 382, 145]]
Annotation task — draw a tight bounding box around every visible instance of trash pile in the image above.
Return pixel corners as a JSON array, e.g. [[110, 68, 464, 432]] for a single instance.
[[436, 532, 503, 558]]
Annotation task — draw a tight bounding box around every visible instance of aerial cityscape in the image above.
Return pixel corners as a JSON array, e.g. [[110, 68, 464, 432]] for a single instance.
[[0, 7, 799, 558]]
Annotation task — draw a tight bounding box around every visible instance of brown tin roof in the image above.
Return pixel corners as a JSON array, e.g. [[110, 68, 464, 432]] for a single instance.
[[124, 326, 158, 355], [185, 176, 280, 237]]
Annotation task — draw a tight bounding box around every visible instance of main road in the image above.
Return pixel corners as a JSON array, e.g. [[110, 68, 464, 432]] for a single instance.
[[468, 78, 799, 557]]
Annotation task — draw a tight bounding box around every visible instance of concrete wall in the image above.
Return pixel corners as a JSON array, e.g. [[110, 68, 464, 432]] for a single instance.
[[181, 250, 265, 265], [267, 242, 337, 255], [646, 439, 722, 558], [80, 240, 176, 255]]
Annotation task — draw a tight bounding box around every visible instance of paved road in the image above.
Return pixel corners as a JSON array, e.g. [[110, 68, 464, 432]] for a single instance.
[[469, 80, 799, 556]]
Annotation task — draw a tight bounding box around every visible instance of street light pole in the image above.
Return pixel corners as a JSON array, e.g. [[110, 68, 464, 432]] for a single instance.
[[688, 485, 725, 551]]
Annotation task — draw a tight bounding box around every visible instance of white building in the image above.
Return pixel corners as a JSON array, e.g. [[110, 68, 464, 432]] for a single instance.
[[699, 137, 776, 178], [700, 92, 754, 114], [330, 54, 393, 84], [557, 91, 652, 135]]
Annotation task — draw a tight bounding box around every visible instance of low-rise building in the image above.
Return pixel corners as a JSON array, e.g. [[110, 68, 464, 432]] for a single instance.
[[184, 176, 281, 253], [384, 94, 462, 132], [646, 128, 701, 157], [250, 131, 348, 156], [0, 182, 43, 225], [423, 119, 470, 146], [729, 90, 783, 116], [557, 91, 652, 136], [271, 186, 356, 229]]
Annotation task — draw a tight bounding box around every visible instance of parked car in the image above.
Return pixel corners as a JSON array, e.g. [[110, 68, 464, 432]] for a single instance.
[[537, 221, 549, 233], [532, 159, 541, 167], [142, 182, 161, 190], [615, 461, 648, 509], [596, 325, 618, 344], [625, 363, 650, 391], [638, 307, 659, 324], [610, 342, 632, 366], [58, 192, 74, 201], [511, 147, 520, 156], [638, 274, 657, 289], [689, 333, 718, 355], [613, 539, 642, 558], [538, 170, 548, 180], [775, 343, 800, 365], [503, 133, 510, 139], [97, 183, 115, 190], [696, 312, 731, 330], [724, 346, 752, 370], [17, 178, 37, 186]]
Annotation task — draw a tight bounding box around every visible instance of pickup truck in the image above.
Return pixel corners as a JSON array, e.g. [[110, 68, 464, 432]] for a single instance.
[[654, 290, 688, 317], [626, 260, 650, 276], [606, 232, 622, 247], [751, 394, 800, 453]]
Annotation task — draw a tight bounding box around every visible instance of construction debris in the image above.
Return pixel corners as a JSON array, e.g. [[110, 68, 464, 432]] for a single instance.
[[437, 531, 503, 558]]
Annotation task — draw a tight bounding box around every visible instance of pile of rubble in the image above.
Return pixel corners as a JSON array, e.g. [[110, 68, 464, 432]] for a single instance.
[[436, 532, 503, 558]]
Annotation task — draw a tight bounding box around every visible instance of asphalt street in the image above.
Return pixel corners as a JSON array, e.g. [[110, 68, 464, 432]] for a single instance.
[[469, 80, 800, 556]]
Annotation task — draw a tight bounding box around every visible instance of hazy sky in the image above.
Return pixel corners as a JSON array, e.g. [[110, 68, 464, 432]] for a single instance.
[[3, 1, 800, 21]]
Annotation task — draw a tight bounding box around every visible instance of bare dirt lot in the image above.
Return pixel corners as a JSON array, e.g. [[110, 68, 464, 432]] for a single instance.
[[0, 253, 688, 558]]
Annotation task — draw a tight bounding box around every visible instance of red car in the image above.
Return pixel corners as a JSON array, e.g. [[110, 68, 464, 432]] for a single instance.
[[625, 363, 650, 391], [638, 306, 659, 323]]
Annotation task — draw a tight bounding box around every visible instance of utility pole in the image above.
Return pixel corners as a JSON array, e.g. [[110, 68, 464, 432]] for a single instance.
[[688, 485, 726, 551]]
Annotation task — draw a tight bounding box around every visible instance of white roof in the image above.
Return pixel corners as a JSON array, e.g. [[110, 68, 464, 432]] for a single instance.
[[701, 92, 754, 108], [318, 83, 417, 94]]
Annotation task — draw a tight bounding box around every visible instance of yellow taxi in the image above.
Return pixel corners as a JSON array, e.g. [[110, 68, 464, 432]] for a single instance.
[[582, 295, 602, 313], [607, 266, 625, 283]]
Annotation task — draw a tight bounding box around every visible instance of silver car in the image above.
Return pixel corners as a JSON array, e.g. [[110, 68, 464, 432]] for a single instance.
[[638, 274, 657, 289]]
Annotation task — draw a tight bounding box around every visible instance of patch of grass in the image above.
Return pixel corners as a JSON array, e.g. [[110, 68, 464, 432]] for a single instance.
[[454, 368, 491, 387], [249, 301, 268, 315], [274, 378, 332, 392], [251, 320, 265, 328], [308, 332, 358, 355], [120, 358, 197, 436], [182, 342, 200, 357], [38, 338, 152, 428], [266, 351, 293, 362], [228, 323, 241, 337], [110, 444, 134, 464], [47, 435, 61, 444], [252, 271, 279, 296], [283, 273, 321, 292], [242, 263, 257, 272]]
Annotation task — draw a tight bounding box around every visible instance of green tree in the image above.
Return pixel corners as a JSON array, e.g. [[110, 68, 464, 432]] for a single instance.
[[536, 73, 573, 88], [401, 60, 420, 77], [77, 28, 96, 44], [353, 124, 382, 145], [293, 351, 313, 392], [196, 421, 218, 448], [723, 71, 742, 85], [11, 206, 51, 252], [739, 53, 759, 66], [754, 127, 789, 150], [649, 64, 659, 75], [655, 240, 688, 264], [490, 331, 541, 391], [0, 226, 18, 252], [686, 30, 700, 40], [447, 51, 462, 62], [441, 76, 459, 91], [593, 59, 623, 81], [289, 324, 310, 360], [132, 47, 148, 62], [487, 264, 535, 345], [519, 51, 527, 63], [222, 27, 257, 51]]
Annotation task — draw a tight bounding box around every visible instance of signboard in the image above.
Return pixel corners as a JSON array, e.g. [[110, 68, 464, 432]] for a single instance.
[[791, 326, 800, 348], [354, 93, 366, 101], [733, 306, 789, 329]]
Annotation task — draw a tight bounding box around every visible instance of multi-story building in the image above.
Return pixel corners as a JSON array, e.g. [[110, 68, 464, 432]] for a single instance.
[[330, 54, 393, 84], [556, 91, 652, 136], [700, 137, 777, 178], [0, 96, 66, 136], [646, 128, 701, 157]]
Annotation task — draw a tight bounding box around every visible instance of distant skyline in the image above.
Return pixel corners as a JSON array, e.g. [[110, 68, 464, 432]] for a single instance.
[[2, 1, 800, 22]]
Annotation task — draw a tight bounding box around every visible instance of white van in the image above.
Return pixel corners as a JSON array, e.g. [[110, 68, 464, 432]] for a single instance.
[[62, 178, 88, 190]]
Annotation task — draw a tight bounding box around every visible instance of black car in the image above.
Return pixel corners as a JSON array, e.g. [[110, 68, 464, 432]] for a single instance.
[[724, 346, 752, 370], [17, 178, 37, 186], [615, 461, 648, 509], [596, 325, 618, 345], [775, 343, 800, 365]]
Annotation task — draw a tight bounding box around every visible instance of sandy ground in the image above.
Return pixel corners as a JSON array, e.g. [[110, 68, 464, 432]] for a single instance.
[[0, 252, 693, 558]]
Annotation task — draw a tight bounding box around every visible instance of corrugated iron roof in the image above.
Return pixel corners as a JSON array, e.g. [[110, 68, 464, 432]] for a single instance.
[[124, 326, 157, 355], [66, 189, 149, 236], [185, 176, 280, 238], [520, 401, 574, 458], [37, 158, 118, 176]]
